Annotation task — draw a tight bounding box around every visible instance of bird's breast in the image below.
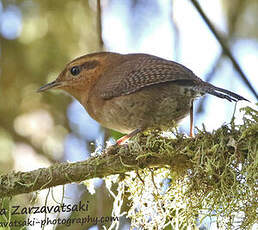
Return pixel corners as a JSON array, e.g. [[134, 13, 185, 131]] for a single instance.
[[86, 82, 197, 134]]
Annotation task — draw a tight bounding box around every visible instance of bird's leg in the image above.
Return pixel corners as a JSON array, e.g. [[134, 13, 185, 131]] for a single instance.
[[116, 128, 142, 145], [190, 100, 194, 137]]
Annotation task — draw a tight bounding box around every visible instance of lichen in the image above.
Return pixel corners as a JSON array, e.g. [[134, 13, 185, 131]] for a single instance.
[[105, 105, 258, 230]]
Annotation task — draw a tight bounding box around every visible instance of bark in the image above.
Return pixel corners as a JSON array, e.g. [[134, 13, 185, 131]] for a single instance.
[[0, 113, 256, 199]]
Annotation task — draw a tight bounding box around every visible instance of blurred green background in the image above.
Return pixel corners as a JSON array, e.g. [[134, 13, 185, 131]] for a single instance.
[[0, 0, 257, 229]]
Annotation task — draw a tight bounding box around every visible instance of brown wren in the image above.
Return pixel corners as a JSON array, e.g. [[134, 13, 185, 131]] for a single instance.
[[38, 52, 248, 143]]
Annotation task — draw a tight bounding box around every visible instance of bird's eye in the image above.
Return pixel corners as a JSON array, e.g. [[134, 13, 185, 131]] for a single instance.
[[70, 66, 81, 76]]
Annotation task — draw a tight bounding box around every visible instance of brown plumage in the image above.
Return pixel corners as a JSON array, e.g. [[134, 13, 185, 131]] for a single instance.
[[38, 52, 248, 142]]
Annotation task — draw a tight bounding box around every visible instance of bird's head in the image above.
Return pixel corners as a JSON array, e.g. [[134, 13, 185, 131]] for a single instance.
[[37, 52, 123, 102]]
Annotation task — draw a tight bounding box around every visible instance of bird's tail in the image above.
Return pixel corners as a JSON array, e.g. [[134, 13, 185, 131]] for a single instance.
[[202, 82, 249, 102]]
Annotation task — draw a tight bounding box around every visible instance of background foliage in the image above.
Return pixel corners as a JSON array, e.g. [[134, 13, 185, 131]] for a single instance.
[[0, 0, 257, 229]]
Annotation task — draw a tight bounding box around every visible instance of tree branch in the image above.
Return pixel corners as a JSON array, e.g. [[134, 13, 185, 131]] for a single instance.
[[0, 137, 189, 198], [97, 0, 104, 49], [190, 0, 258, 100], [0, 105, 256, 199]]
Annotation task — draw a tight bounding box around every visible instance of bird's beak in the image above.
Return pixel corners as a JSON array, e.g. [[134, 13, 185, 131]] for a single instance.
[[37, 80, 63, 92]]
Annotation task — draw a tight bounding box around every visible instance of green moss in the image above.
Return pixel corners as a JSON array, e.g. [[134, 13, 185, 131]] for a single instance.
[[105, 105, 258, 229]]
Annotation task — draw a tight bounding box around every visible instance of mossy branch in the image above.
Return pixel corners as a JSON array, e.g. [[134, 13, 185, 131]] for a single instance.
[[0, 136, 189, 198], [0, 106, 257, 199]]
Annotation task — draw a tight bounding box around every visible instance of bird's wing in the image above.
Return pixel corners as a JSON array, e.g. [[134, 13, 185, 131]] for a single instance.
[[99, 54, 201, 99]]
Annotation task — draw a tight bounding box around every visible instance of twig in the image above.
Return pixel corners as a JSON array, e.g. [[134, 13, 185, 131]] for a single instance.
[[97, 0, 104, 49], [190, 0, 257, 100]]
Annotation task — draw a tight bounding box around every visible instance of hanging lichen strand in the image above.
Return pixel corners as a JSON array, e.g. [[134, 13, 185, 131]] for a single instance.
[[103, 105, 257, 230]]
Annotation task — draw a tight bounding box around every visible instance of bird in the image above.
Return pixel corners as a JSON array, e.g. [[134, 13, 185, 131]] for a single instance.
[[38, 52, 248, 144]]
